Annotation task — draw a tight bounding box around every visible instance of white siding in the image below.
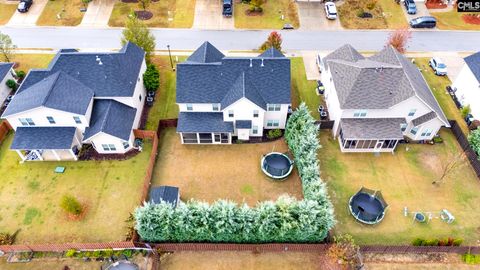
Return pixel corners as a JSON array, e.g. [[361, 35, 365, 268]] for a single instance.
[[0, 69, 15, 104], [222, 98, 266, 137], [452, 65, 480, 119], [264, 104, 290, 130], [178, 103, 221, 112], [87, 131, 135, 154]]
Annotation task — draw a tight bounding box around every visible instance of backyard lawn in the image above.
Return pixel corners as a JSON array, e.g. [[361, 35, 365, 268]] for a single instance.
[[234, 0, 300, 29], [291, 57, 320, 119], [36, 0, 86, 26], [320, 129, 480, 245], [414, 58, 470, 136], [0, 134, 153, 244], [432, 11, 480, 31], [152, 128, 303, 206], [0, 3, 17, 25], [108, 0, 195, 28]]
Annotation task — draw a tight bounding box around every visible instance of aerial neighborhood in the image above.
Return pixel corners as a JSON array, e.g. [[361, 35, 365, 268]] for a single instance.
[[0, 0, 479, 269]]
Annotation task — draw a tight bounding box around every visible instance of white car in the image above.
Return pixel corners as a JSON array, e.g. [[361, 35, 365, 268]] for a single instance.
[[429, 57, 447, 76], [325, 2, 337, 20]]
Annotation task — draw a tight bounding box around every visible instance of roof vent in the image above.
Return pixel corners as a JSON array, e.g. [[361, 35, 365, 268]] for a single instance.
[[261, 59, 264, 67], [249, 59, 253, 68], [96, 55, 103, 65]]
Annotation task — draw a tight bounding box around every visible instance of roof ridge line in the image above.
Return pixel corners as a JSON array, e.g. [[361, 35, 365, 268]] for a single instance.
[[42, 72, 62, 107]]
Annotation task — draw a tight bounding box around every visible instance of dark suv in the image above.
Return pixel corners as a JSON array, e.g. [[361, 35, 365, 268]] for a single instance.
[[17, 0, 33, 13], [410, 16, 436, 28], [403, 0, 416, 14], [223, 0, 233, 17]]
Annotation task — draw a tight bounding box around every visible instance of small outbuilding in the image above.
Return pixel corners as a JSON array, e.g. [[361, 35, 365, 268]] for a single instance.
[[149, 186, 180, 207]]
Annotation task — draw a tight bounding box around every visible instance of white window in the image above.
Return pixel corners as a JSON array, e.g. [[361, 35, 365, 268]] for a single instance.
[[408, 109, 416, 117], [139, 94, 142, 101], [186, 104, 193, 111], [19, 118, 35, 126], [228, 110, 234, 118], [353, 110, 367, 117], [46, 116, 55, 124], [73, 116, 82, 124], [400, 123, 407, 132], [421, 128, 433, 137], [212, 104, 219, 111], [123, 141, 130, 149], [410, 126, 419, 135], [102, 144, 117, 151], [253, 110, 259, 118], [267, 120, 280, 127], [252, 125, 258, 134], [267, 104, 281, 111]]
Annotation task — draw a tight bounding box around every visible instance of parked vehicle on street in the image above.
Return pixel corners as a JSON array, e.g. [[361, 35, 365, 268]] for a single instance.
[[17, 0, 33, 13], [223, 0, 233, 17], [429, 57, 448, 76], [403, 0, 417, 14], [409, 16, 436, 28], [325, 2, 337, 20]]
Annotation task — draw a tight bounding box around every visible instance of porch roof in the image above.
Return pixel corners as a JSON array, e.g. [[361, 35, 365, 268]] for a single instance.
[[340, 118, 406, 140], [11, 127, 76, 150], [177, 112, 234, 133]]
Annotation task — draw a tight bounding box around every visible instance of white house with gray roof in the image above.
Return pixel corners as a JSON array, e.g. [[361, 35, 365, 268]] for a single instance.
[[320, 44, 449, 153], [0, 62, 15, 105], [175, 42, 291, 144], [1, 43, 146, 161], [452, 51, 480, 119]]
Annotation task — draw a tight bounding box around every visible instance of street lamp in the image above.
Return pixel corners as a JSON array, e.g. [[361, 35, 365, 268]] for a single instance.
[[167, 45, 175, 71]]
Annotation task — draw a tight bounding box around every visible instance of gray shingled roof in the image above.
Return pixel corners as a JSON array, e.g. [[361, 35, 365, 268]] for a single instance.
[[340, 118, 406, 140], [177, 42, 290, 106], [235, 120, 252, 129], [259, 48, 285, 58], [186, 41, 225, 64], [84, 100, 137, 141], [11, 127, 76, 150], [177, 112, 234, 133], [412, 111, 437, 126], [17, 42, 145, 98], [220, 72, 266, 110], [149, 186, 179, 206], [464, 51, 480, 82], [324, 45, 449, 127], [2, 72, 94, 117], [0, 63, 14, 80]]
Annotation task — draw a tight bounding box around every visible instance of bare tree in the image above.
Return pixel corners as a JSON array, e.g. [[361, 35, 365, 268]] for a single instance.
[[432, 152, 466, 185], [0, 32, 17, 62], [386, 28, 412, 54]]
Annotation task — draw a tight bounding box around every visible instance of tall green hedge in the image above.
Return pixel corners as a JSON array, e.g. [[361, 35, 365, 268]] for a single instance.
[[135, 103, 335, 243]]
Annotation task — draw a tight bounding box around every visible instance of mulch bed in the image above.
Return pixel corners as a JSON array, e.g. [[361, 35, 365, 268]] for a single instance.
[[135, 10, 153, 20], [462, 14, 480, 25], [245, 10, 263, 16], [78, 145, 140, 161]]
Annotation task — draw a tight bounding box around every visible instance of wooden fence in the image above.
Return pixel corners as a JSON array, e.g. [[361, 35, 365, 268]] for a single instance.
[[0, 242, 136, 253], [0, 121, 12, 143], [449, 120, 480, 178], [156, 119, 178, 137], [132, 129, 159, 205], [315, 120, 334, 130]]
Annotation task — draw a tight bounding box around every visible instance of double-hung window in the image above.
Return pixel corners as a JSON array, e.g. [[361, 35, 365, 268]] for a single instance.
[[421, 128, 432, 137], [253, 110, 259, 118], [73, 116, 82, 124], [212, 104, 220, 111], [47, 116, 56, 124], [19, 118, 35, 126], [228, 110, 234, 118], [186, 104, 193, 111], [123, 141, 130, 149], [410, 126, 419, 135], [252, 125, 258, 134], [267, 120, 280, 127], [267, 104, 281, 111], [400, 123, 407, 132], [102, 144, 117, 151], [408, 109, 416, 117], [353, 110, 367, 117]]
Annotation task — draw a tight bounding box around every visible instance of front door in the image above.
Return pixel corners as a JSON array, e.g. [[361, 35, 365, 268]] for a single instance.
[[374, 140, 384, 151], [213, 133, 221, 144]]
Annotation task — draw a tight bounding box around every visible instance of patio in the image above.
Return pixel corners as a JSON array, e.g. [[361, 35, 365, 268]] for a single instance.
[[152, 128, 303, 205]]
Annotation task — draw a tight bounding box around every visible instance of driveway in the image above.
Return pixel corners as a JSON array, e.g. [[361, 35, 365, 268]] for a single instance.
[[7, 0, 48, 26], [301, 51, 321, 80], [402, 1, 431, 23], [433, 52, 465, 82], [80, 0, 115, 28], [297, 2, 342, 30], [193, 0, 234, 30]]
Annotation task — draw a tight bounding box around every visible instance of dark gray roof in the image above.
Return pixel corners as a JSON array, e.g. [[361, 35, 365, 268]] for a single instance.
[[177, 112, 234, 133], [221, 72, 266, 110], [412, 111, 437, 126], [235, 120, 252, 129], [186, 41, 225, 64], [0, 63, 14, 80], [149, 186, 179, 206], [177, 42, 290, 106], [2, 72, 94, 117], [259, 47, 285, 58], [464, 51, 480, 82], [84, 100, 136, 141], [11, 127, 76, 150], [17, 42, 145, 98], [324, 45, 449, 127], [340, 118, 406, 140]]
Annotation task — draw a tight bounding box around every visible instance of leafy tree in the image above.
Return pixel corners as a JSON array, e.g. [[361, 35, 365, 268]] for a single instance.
[[60, 195, 83, 216], [138, 0, 151, 11], [121, 16, 156, 61], [259, 31, 282, 52], [327, 234, 362, 268], [6, 79, 17, 91], [469, 127, 480, 157], [386, 28, 412, 54], [461, 105, 471, 118], [0, 32, 17, 62], [16, 70, 26, 80], [143, 64, 160, 92]]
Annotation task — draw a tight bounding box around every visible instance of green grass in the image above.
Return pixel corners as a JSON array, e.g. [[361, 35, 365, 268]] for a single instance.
[[108, 0, 195, 28], [290, 57, 320, 119], [432, 11, 480, 31], [234, 0, 300, 29], [338, 0, 388, 29], [414, 58, 469, 136], [0, 3, 16, 25], [378, 0, 408, 29], [37, 0, 85, 26], [321, 129, 480, 245], [0, 134, 152, 244]]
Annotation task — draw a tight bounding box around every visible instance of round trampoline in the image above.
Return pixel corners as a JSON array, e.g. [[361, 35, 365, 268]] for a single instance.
[[349, 187, 388, 225], [105, 261, 139, 270], [261, 152, 294, 180]]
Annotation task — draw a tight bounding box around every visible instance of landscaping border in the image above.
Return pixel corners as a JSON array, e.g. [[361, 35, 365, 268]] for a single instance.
[[449, 120, 480, 178]]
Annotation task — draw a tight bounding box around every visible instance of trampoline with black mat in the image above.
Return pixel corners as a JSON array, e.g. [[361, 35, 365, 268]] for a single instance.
[[261, 152, 294, 180], [349, 187, 388, 225]]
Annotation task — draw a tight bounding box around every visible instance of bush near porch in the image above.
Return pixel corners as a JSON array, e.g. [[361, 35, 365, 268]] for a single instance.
[[0, 133, 153, 244]]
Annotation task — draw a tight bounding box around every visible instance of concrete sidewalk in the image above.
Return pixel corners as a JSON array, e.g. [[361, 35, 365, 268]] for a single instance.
[[80, 0, 115, 28], [7, 0, 48, 26]]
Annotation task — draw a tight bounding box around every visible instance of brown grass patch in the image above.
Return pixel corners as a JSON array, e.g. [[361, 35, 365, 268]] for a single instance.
[[338, 0, 388, 29]]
